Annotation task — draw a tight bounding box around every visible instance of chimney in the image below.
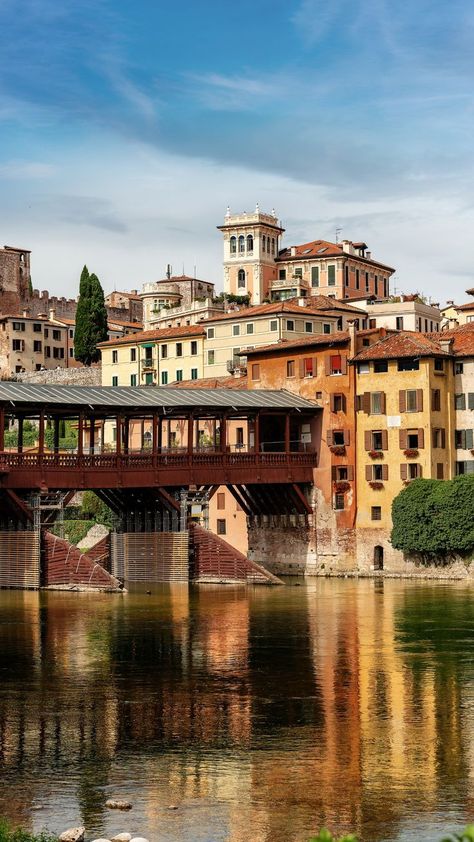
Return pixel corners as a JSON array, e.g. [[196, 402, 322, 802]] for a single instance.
[[341, 240, 353, 254], [439, 338, 453, 354], [290, 246, 296, 257], [446, 300, 454, 306], [347, 319, 357, 358], [365, 250, 372, 259], [298, 298, 307, 307], [22, 308, 28, 317], [49, 307, 56, 321]]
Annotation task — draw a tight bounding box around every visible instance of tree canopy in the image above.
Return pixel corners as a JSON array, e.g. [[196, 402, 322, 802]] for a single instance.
[[74, 265, 109, 365], [391, 476, 474, 560]]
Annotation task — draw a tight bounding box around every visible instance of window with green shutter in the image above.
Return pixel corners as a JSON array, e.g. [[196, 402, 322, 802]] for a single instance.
[[327, 265, 336, 286], [311, 266, 319, 287], [468, 393, 474, 410]]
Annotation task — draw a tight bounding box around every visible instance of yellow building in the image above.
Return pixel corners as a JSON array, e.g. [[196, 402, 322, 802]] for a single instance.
[[99, 324, 205, 387], [352, 331, 455, 570]]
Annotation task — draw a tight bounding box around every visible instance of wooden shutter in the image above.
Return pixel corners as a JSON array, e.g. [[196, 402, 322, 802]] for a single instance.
[[400, 463, 408, 480], [469, 393, 474, 410], [340, 355, 347, 375], [380, 392, 386, 414], [399, 429, 408, 449], [362, 392, 371, 414], [299, 359, 305, 378], [441, 428, 446, 448], [347, 465, 354, 481], [416, 389, 424, 412], [325, 356, 331, 376], [418, 428, 424, 448], [381, 429, 388, 450], [344, 429, 350, 446], [466, 429, 474, 450], [364, 430, 372, 450], [399, 390, 406, 413], [341, 394, 347, 413], [330, 394, 336, 412], [382, 464, 389, 481], [326, 430, 334, 446], [355, 395, 362, 412], [459, 430, 466, 449], [417, 464, 423, 478], [313, 358, 318, 377], [331, 466, 337, 481], [365, 465, 372, 482]]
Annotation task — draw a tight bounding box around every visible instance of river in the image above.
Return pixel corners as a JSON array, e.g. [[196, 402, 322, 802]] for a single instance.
[[0, 580, 473, 842]]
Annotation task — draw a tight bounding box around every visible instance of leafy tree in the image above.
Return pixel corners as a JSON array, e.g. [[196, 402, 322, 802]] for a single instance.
[[391, 476, 474, 560], [74, 266, 108, 365]]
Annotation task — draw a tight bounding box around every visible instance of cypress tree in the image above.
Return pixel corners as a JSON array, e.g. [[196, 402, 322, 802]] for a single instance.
[[74, 266, 108, 365]]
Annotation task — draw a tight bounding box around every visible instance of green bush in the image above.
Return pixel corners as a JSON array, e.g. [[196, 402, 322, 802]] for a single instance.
[[0, 820, 56, 842], [309, 831, 357, 842], [51, 519, 94, 545], [81, 491, 114, 528], [391, 476, 474, 560]]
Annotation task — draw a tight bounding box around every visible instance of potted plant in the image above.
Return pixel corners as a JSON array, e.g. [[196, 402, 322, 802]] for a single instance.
[[403, 448, 419, 458], [330, 445, 346, 456], [369, 480, 384, 489], [368, 450, 383, 459], [334, 480, 350, 493]]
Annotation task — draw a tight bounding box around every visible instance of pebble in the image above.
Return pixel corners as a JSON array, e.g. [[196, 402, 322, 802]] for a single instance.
[[168, 805, 179, 810], [130, 838, 149, 842], [90, 839, 111, 842], [59, 829, 85, 842], [105, 799, 133, 810], [111, 835, 132, 842]]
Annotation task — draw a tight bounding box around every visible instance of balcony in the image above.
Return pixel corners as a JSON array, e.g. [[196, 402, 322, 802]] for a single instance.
[[141, 357, 156, 371]]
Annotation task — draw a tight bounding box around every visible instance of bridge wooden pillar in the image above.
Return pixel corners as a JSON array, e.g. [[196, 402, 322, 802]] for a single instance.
[[220, 413, 227, 453], [152, 413, 161, 455], [187, 413, 194, 457], [254, 412, 260, 454], [89, 416, 95, 454], [0, 407, 4, 451], [38, 410, 45, 455], [123, 417, 130, 454], [78, 412, 84, 457], [116, 415, 122, 456], [18, 415, 24, 453], [53, 416, 60, 453], [285, 413, 291, 453]]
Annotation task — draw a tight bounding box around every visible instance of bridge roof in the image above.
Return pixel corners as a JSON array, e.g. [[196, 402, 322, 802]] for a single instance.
[[0, 383, 319, 414]]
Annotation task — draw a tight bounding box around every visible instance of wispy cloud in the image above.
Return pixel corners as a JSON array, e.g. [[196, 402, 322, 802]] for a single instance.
[[0, 160, 56, 179]]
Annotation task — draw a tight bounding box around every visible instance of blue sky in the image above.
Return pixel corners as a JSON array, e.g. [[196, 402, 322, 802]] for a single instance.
[[1, 0, 474, 301]]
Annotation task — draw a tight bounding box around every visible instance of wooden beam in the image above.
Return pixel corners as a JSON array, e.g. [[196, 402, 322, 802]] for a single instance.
[[227, 485, 252, 517], [5, 490, 33, 523], [291, 483, 313, 515], [156, 487, 181, 513]]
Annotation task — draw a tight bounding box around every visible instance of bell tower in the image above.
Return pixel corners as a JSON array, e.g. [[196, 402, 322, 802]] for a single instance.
[[217, 205, 285, 305]]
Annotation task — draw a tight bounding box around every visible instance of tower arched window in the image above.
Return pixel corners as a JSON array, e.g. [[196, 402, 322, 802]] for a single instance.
[[230, 236, 237, 254], [238, 235, 245, 253], [262, 235, 266, 252], [246, 234, 254, 253], [267, 236, 271, 253], [271, 237, 275, 254], [238, 269, 246, 288]]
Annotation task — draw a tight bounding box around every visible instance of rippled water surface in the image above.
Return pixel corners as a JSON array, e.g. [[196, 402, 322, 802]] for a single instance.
[[1, 580, 474, 842]]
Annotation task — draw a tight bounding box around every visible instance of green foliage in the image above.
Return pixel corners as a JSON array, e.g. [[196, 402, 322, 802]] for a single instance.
[[81, 491, 114, 528], [213, 292, 250, 307], [442, 826, 474, 842], [0, 819, 57, 842], [74, 265, 108, 366], [309, 832, 357, 842], [391, 476, 474, 560], [51, 519, 94, 545]]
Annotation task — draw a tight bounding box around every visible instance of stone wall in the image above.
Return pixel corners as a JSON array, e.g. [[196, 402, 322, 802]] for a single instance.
[[0, 249, 30, 314], [19, 366, 101, 386], [248, 514, 317, 576], [27, 290, 78, 319]]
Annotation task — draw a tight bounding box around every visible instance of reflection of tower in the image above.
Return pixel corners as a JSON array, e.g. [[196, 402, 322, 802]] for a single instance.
[[218, 205, 284, 305]]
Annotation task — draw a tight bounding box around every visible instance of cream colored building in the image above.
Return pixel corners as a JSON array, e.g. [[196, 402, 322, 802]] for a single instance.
[[99, 325, 205, 387], [441, 289, 474, 328], [350, 295, 442, 333], [141, 275, 215, 330], [0, 313, 69, 375]]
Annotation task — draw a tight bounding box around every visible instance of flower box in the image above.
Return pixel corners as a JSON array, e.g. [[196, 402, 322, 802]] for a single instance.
[[330, 445, 346, 456], [368, 450, 383, 459], [403, 449, 419, 458], [369, 481, 384, 490], [334, 480, 350, 493]]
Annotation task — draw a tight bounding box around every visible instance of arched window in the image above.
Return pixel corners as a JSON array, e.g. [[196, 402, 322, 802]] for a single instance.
[[267, 236, 271, 252], [271, 237, 275, 254], [247, 234, 254, 253], [238, 235, 245, 253], [230, 236, 237, 254], [262, 235, 266, 252], [238, 269, 246, 288]]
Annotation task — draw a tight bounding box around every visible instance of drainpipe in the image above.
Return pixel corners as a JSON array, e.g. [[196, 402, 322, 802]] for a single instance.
[[347, 321, 358, 529]]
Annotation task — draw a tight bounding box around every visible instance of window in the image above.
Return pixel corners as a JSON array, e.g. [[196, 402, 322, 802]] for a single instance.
[[293, 267, 302, 279], [238, 235, 245, 253], [365, 272, 370, 292], [327, 265, 336, 286], [432, 389, 441, 411], [332, 394, 345, 412], [130, 348, 136, 362], [323, 323, 331, 334], [45, 346, 50, 358], [433, 428, 445, 449], [279, 269, 287, 280], [355, 269, 360, 289], [176, 342, 183, 357], [396, 317, 404, 330], [372, 464, 383, 481], [246, 323, 254, 335], [311, 266, 319, 287], [145, 372, 153, 385], [247, 234, 253, 252], [371, 506, 382, 521], [52, 330, 61, 341], [456, 461, 474, 475], [217, 519, 226, 535], [207, 328, 215, 339], [330, 354, 343, 375], [130, 374, 137, 386], [372, 430, 384, 450], [407, 430, 419, 449], [69, 348, 74, 357], [69, 329, 74, 339], [370, 392, 384, 414], [398, 358, 419, 371], [270, 320, 278, 332], [175, 370, 183, 382], [251, 363, 260, 381], [334, 494, 345, 511], [112, 350, 118, 364], [357, 362, 370, 374], [33, 340, 42, 352], [161, 371, 168, 385], [455, 429, 474, 449], [191, 368, 198, 380], [437, 463, 444, 479], [331, 430, 346, 446], [371, 360, 388, 374], [237, 269, 246, 288], [408, 463, 421, 479], [469, 393, 474, 410], [161, 345, 168, 359], [406, 390, 418, 412], [217, 493, 226, 510], [302, 358, 315, 378], [12, 322, 25, 332], [455, 362, 464, 374], [112, 376, 118, 387], [230, 236, 237, 254], [286, 320, 295, 331], [305, 322, 313, 333], [236, 427, 244, 446], [233, 324, 240, 337], [53, 347, 64, 359], [191, 340, 198, 355], [334, 466, 349, 481], [33, 323, 42, 333], [12, 339, 24, 351], [345, 265, 349, 287], [434, 359, 444, 372], [455, 393, 466, 410], [287, 360, 295, 377], [207, 350, 215, 365]]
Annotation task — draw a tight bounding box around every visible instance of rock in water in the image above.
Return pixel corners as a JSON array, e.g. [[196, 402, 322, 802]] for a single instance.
[[91, 839, 112, 842], [167, 804, 179, 810], [59, 828, 85, 842], [105, 799, 132, 810], [130, 838, 149, 842], [111, 835, 132, 842]]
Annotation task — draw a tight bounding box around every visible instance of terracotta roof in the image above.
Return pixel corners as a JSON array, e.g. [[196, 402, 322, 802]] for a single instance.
[[428, 322, 474, 358], [241, 327, 382, 357], [308, 295, 366, 314], [52, 317, 75, 326], [107, 319, 143, 329], [455, 301, 474, 312], [352, 331, 451, 362], [98, 324, 205, 348], [171, 375, 248, 390], [276, 240, 395, 271], [0, 314, 66, 326], [204, 299, 341, 323], [106, 291, 142, 300]]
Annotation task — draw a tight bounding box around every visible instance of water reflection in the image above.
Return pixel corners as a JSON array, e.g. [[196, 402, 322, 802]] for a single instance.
[[0, 581, 473, 841]]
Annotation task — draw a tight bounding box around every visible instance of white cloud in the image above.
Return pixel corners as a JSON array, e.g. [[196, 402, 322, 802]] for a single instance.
[[0, 160, 56, 179]]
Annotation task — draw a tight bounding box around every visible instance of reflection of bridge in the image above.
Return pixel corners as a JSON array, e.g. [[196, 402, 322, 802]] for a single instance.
[[0, 384, 320, 587]]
